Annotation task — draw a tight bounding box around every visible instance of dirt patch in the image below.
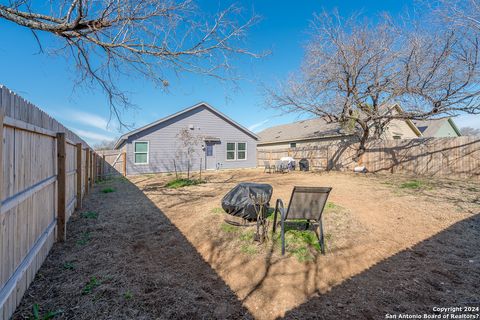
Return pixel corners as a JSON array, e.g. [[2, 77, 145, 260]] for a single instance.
[[12, 170, 479, 319], [12, 176, 251, 320], [131, 170, 479, 319]]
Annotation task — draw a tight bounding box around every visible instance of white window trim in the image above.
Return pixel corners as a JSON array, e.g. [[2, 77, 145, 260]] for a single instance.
[[134, 141, 149, 165], [225, 142, 247, 161], [237, 142, 247, 161]]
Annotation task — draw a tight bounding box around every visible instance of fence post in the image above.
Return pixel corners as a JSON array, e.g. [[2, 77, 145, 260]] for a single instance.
[[76, 143, 82, 209], [102, 154, 106, 179], [123, 152, 127, 176], [93, 152, 97, 183], [0, 109, 4, 220], [56, 133, 67, 242], [85, 147, 90, 194], [90, 150, 94, 188], [97, 153, 99, 180]]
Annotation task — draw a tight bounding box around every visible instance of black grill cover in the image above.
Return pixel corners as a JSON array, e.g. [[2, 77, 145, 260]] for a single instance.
[[221, 183, 273, 220], [299, 158, 309, 171]]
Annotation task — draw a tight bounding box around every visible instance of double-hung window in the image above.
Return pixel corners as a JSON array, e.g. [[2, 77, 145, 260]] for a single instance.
[[134, 141, 149, 164], [237, 143, 246, 160], [226, 142, 247, 160], [226, 143, 236, 160]]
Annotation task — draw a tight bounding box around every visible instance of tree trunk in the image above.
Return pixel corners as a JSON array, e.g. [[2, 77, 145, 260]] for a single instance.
[[353, 120, 370, 162], [173, 160, 178, 179]]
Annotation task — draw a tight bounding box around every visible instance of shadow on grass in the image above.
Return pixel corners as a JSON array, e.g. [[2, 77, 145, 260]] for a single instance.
[[131, 171, 479, 320], [282, 213, 480, 319], [15, 170, 479, 320], [12, 177, 252, 320]]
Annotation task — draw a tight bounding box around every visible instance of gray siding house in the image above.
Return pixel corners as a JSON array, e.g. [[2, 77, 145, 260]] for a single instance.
[[114, 102, 258, 175]]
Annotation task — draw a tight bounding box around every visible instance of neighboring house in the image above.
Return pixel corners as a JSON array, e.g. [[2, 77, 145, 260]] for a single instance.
[[413, 118, 461, 137], [257, 112, 421, 150], [257, 117, 353, 150], [114, 102, 258, 175]]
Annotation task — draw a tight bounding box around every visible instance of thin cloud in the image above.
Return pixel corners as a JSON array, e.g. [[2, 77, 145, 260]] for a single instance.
[[248, 119, 270, 132], [71, 128, 115, 142], [69, 110, 111, 131]]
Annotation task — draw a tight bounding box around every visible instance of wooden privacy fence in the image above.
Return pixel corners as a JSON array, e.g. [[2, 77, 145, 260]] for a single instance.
[[95, 149, 126, 177], [258, 136, 480, 180], [0, 86, 113, 320]]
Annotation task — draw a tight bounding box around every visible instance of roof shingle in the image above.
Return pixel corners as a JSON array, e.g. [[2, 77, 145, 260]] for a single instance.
[[257, 117, 348, 144]]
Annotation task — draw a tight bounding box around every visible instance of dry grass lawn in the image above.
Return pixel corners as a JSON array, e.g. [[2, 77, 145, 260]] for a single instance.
[[13, 169, 480, 320], [132, 169, 479, 319]]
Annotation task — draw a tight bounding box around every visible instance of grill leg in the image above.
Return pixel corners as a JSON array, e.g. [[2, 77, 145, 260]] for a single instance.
[[318, 220, 325, 255], [281, 211, 285, 255]]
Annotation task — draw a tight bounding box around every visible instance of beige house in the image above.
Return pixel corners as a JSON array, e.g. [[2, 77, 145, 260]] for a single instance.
[[413, 118, 461, 137], [257, 113, 421, 150]]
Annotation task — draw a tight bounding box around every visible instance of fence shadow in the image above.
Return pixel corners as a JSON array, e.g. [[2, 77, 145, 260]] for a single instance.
[[258, 137, 480, 180], [365, 138, 480, 178], [282, 213, 480, 319], [12, 177, 252, 319]]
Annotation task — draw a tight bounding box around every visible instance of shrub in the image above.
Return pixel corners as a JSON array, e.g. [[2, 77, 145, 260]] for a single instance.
[[82, 211, 98, 219], [124, 291, 133, 300], [101, 187, 115, 193], [400, 180, 428, 189], [165, 178, 205, 189], [31, 304, 63, 320], [82, 277, 100, 295], [76, 232, 91, 246], [62, 262, 75, 270]]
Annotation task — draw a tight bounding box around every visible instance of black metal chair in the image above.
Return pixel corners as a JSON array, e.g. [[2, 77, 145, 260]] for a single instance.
[[272, 186, 332, 255], [263, 160, 274, 174]]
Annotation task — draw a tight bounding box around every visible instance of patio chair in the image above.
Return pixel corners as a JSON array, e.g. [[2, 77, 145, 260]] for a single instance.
[[263, 161, 274, 174], [272, 186, 332, 255]]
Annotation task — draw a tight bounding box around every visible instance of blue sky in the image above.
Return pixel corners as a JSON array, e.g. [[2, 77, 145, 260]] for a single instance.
[[1, 0, 478, 145]]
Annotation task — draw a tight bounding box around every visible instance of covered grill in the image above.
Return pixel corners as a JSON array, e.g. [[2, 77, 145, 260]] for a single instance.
[[299, 158, 309, 171], [221, 183, 273, 220]]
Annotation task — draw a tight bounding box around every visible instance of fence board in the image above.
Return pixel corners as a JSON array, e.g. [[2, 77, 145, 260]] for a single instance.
[[0, 85, 112, 320], [258, 136, 480, 180], [96, 150, 124, 177]]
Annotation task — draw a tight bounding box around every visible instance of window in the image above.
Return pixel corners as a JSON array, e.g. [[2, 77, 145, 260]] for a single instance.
[[226, 142, 247, 161], [134, 141, 149, 164], [226, 143, 236, 160], [206, 144, 213, 156], [290, 142, 297, 148], [393, 135, 402, 140], [237, 143, 246, 160]]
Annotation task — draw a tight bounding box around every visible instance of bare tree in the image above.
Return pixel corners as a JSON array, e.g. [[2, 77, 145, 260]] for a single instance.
[[93, 139, 117, 150], [0, 0, 261, 125], [175, 127, 203, 179], [434, 0, 480, 31], [461, 126, 480, 136], [268, 10, 480, 160]]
